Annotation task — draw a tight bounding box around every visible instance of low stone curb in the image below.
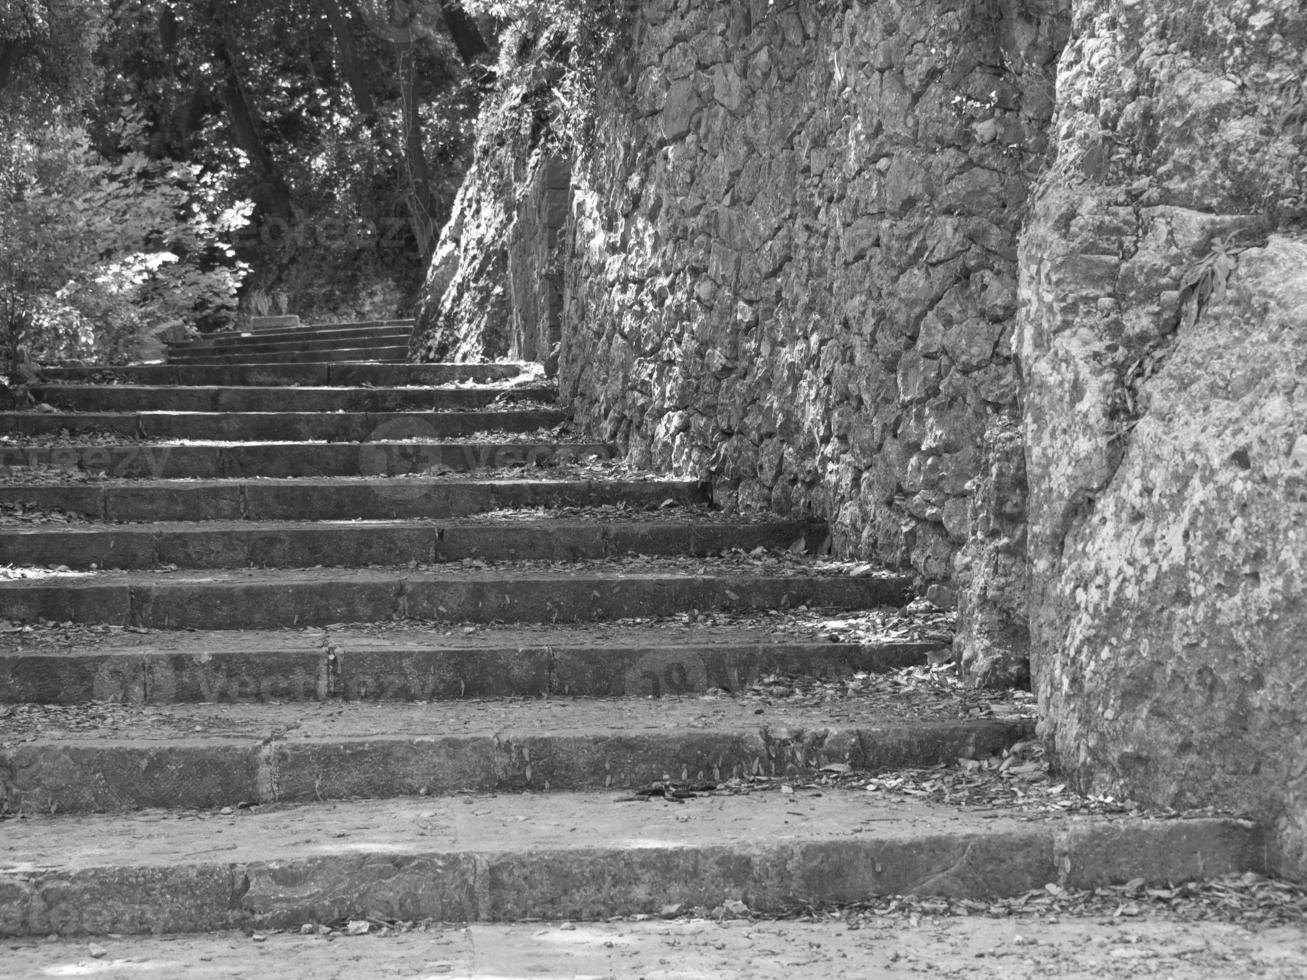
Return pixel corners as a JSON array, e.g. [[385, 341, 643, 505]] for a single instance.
[[37, 363, 526, 387], [0, 793, 1265, 935], [0, 409, 567, 442], [171, 326, 412, 353], [0, 638, 939, 703], [0, 441, 612, 479], [0, 478, 707, 522], [0, 518, 823, 570], [167, 346, 409, 365], [0, 569, 914, 629], [0, 717, 1032, 812], [32, 384, 555, 414]]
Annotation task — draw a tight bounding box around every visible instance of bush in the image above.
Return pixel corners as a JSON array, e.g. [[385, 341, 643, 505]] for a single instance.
[[0, 119, 250, 378]]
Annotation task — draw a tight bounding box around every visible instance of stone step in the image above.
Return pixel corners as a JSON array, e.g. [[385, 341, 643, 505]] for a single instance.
[[0, 698, 1029, 812], [0, 791, 1263, 935], [0, 517, 824, 570], [167, 345, 410, 365], [167, 330, 412, 358], [0, 564, 913, 629], [0, 623, 942, 704], [32, 384, 554, 413], [38, 363, 527, 386], [179, 323, 413, 349], [0, 477, 707, 522], [246, 313, 302, 330], [0, 440, 611, 479], [247, 317, 412, 334], [0, 408, 567, 441]]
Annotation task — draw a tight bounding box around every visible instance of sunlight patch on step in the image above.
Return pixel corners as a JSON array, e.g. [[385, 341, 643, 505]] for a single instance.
[[0, 566, 97, 580], [42, 961, 186, 976]]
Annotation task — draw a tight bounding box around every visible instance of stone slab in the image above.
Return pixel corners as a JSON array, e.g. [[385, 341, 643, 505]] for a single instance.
[[0, 518, 821, 570], [33, 384, 554, 413], [0, 792, 1265, 934], [0, 478, 707, 522], [37, 363, 527, 387], [167, 346, 410, 365], [169, 332, 411, 357], [0, 616, 941, 703], [176, 325, 412, 350], [0, 409, 567, 441], [0, 639, 936, 704], [0, 579, 132, 626], [0, 694, 1033, 810], [0, 441, 612, 479], [0, 567, 912, 629]]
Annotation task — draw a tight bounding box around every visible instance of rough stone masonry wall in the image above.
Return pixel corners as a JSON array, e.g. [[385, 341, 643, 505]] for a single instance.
[[559, 0, 1068, 685], [1020, 0, 1307, 874]]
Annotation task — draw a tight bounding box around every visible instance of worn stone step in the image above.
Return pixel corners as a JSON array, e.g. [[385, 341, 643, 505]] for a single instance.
[[0, 408, 567, 441], [166, 346, 410, 365], [0, 477, 706, 522], [0, 622, 941, 703], [243, 317, 413, 334], [178, 323, 413, 350], [167, 330, 411, 358], [0, 517, 824, 570], [32, 384, 554, 414], [0, 564, 913, 629], [170, 330, 412, 355], [0, 440, 610, 479], [0, 791, 1263, 935], [38, 363, 526, 386], [0, 698, 1031, 813]]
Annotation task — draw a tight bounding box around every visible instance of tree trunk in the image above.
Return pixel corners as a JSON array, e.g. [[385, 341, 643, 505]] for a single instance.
[[320, 0, 378, 119], [437, 1, 488, 66], [210, 16, 295, 227], [396, 40, 436, 258], [0, 39, 24, 91]]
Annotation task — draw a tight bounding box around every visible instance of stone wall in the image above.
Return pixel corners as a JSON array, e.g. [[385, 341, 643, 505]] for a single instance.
[[414, 0, 1307, 874], [1020, 0, 1307, 873], [557, 0, 1068, 684]]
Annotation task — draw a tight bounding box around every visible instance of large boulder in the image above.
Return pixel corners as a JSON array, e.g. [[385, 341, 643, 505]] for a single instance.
[[1021, 0, 1307, 874]]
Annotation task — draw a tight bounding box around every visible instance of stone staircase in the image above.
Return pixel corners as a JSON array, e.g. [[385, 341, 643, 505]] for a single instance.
[[163, 318, 414, 365], [0, 355, 1267, 937]]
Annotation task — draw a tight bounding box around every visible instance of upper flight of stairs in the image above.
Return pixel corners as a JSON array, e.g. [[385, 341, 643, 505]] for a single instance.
[[163, 317, 414, 365], [0, 351, 1267, 937]]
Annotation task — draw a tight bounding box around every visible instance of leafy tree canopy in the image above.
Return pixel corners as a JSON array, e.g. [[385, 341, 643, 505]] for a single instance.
[[1, 0, 493, 380]]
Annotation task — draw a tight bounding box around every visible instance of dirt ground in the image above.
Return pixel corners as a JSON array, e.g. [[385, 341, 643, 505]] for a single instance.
[[3, 915, 1305, 979]]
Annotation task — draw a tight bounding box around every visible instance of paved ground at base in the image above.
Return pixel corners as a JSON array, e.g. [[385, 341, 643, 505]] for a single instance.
[[3, 916, 1304, 979]]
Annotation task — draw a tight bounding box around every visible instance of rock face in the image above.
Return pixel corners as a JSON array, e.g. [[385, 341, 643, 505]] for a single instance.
[[557, 0, 1068, 686], [409, 86, 567, 365], [1020, 0, 1307, 872], [415, 0, 1307, 876]]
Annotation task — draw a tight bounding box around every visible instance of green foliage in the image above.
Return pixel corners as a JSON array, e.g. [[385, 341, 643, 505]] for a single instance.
[[89, 0, 485, 323], [0, 119, 250, 374], [0, 0, 106, 119], [462, 0, 629, 153], [0, 0, 490, 373]]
